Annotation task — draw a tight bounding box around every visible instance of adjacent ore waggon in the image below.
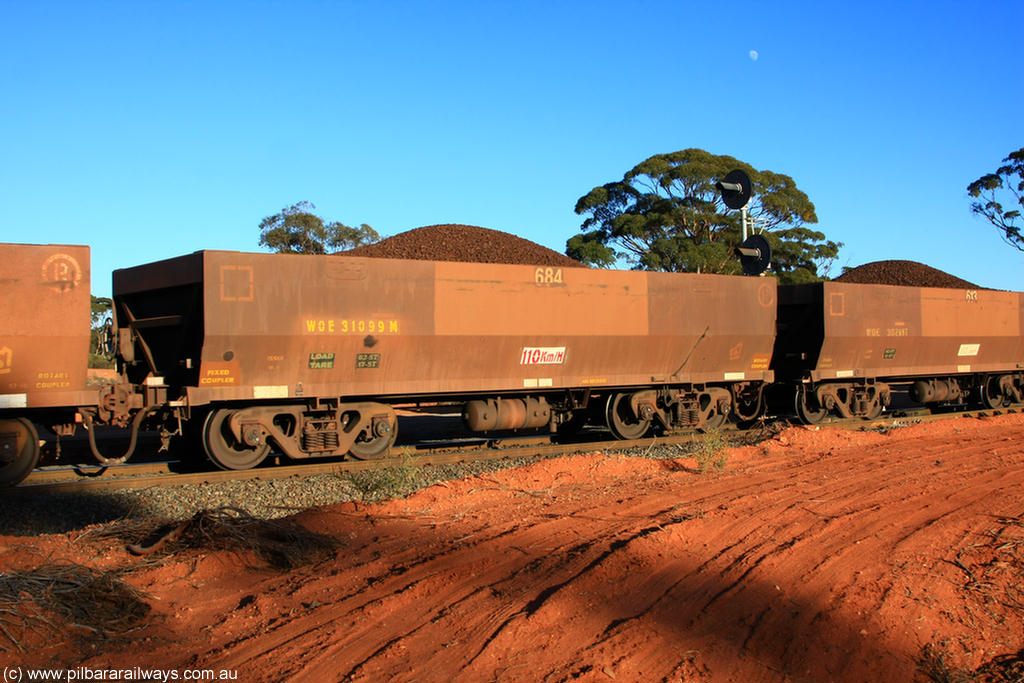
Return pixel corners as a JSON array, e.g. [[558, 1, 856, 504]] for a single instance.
[[772, 281, 1024, 422], [1, 244, 95, 486], [114, 250, 777, 469]]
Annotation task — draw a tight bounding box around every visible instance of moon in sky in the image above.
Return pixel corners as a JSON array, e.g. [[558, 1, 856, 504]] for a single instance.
[[749, 50, 759, 61]]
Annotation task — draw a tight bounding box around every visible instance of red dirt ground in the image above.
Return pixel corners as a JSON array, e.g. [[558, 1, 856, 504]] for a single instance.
[[4, 413, 1024, 682]]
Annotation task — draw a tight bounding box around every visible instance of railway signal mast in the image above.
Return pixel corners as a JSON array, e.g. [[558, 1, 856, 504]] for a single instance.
[[718, 169, 771, 276]]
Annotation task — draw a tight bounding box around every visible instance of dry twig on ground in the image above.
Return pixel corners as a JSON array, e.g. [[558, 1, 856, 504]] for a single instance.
[[123, 506, 341, 570], [0, 562, 149, 653]]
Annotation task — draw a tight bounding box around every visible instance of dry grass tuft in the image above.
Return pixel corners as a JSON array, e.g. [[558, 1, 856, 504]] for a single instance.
[[345, 457, 420, 501], [0, 562, 149, 652], [692, 429, 729, 473], [948, 513, 1024, 616], [123, 506, 340, 570], [921, 513, 1024, 683], [974, 648, 1024, 683], [918, 644, 1024, 683]]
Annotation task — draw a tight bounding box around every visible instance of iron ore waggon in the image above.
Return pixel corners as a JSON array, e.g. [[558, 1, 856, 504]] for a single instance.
[[772, 281, 1024, 422], [112, 250, 778, 470], [5, 241, 1022, 489], [0, 244, 100, 485]]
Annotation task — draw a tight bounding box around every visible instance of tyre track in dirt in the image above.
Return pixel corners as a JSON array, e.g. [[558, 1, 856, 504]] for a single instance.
[[9, 414, 1024, 682], [204, 498, 678, 680], [223, 432, 1021, 681]]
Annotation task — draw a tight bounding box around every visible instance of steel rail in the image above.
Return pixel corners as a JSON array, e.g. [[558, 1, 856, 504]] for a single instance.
[[12, 429, 739, 495], [11, 405, 1021, 496]]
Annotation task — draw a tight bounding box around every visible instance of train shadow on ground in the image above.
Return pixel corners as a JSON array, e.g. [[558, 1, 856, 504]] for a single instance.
[[1, 490, 141, 536]]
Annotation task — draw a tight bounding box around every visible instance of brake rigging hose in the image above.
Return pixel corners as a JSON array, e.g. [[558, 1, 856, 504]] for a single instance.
[[80, 405, 156, 466]]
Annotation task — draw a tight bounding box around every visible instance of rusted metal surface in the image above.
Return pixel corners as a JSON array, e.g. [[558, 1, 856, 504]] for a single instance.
[[774, 281, 1024, 382], [112, 251, 778, 405], [0, 243, 94, 410]]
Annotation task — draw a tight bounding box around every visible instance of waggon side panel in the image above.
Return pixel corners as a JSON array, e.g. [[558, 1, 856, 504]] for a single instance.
[[195, 252, 437, 399], [918, 288, 1023, 375], [0, 243, 92, 409], [647, 272, 776, 384], [431, 261, 656, 389], [179, 252, 776, 405], [791, 282, 1024, 381], [433, 261, 649, 336], [815, 282, 923, 380]]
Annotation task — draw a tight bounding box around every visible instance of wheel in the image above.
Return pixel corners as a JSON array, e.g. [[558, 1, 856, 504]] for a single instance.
[[203, 409, 270, 470], [794, 387, 828, 425], [348, 414, 398, 459], [605, 393, 651, 440], [981, 377, 1010, 409], [0, 418, 40, 487]]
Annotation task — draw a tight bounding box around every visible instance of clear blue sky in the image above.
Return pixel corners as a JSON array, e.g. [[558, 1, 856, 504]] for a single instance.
[[2, 1, 1022, 297]]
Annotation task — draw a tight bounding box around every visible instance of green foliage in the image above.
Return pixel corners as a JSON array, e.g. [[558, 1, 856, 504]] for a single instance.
[[90, 295, 112, 324], [567, 149, 841, 284], [89, 295, 114, 369], [259, 201, 380, 254], [967, 147, 1024, 253], [88, 353, 114, 370], [345, 456, 419, 502], [692, 429, 729, 473]]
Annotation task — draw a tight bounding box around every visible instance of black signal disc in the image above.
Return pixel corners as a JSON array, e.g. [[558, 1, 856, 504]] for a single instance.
[[719, 169, 752, 210], [738, 234, 771, 276]]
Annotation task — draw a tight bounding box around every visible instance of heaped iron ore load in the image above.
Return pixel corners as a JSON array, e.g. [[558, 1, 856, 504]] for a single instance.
[[834, 260, 980, 289], [111, 250, 777, 469], [773, 281, 1024, 422], [342, 224, 582, 268]]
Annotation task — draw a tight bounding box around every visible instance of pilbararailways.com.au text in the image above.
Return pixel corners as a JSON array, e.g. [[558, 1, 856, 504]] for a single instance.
[[3, 667, 238, 682]]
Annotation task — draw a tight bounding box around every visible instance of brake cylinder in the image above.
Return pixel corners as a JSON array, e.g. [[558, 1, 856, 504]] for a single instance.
[[463, 397, 551, 431], [910, 379, 961, 403]]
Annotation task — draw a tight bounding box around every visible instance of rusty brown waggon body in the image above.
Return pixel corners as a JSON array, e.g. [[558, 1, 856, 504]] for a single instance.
[[773, 281, 1024, 422], [0, 244, 94, 485], [111, 251, 777, 469]]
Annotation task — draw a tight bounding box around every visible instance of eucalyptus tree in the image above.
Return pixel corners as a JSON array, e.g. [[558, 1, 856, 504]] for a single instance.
[[967, 147, 1023, 253], [567, 149, 840, 283], [259, 201, 379, 254]]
